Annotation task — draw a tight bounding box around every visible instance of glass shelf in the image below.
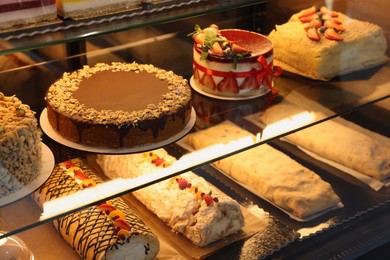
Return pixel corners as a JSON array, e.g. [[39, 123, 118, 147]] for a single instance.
[[0, 0, 264, 55]]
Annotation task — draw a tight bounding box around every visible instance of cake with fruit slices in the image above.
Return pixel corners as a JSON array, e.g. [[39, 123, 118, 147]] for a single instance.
[[33, 158, 160, 260], [45, 62, 192, 149], [96, 148, 245, 247], [268, 5, 388, 80], [0, 92, 42, 198], [190, 24, 282, 98], [0, 0, 57, 30]]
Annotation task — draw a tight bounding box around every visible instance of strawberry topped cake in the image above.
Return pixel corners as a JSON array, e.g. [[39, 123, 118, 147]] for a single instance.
[[189, 24, 282, 99], [268, 6, 388, 80]]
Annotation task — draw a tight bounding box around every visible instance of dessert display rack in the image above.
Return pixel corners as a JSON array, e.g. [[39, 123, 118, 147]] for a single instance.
[[0, 0, 389, 259]]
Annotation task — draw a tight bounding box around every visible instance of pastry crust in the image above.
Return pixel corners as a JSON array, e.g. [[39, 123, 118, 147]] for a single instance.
[[186, 121, 341, 219], [33, 158, 159, 260], [260, 104, 390, 181], [268, 11, 388, 80], [96, 149, 245, 247]]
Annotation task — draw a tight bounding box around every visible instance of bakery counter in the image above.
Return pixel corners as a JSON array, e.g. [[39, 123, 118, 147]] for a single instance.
[[1, 24, 390, 250], [1, 1, 390, 259]]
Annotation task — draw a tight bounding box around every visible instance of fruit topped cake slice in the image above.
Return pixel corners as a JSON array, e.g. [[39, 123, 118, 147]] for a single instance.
[[268, 5, 388, 80]]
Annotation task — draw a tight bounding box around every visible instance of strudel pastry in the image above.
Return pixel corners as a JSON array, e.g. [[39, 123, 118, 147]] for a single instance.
[[259, 104, 390, 182], [186, 121, 341, 219], [96, 149, 245, 247], [268, 6, 388, 80], [33, 158, 159, 260]]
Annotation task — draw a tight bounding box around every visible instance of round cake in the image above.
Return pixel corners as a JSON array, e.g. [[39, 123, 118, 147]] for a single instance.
[[45, 62, 192, 149], [190, 24, 282, 98], [0, 92, 42, 197]]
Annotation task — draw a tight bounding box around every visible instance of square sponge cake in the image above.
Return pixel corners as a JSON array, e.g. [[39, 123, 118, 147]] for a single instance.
[[268, 6, 388, 80]]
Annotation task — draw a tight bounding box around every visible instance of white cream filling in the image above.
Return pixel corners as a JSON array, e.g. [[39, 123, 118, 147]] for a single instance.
[[57, 0, 140, 13], [0, 6, 56, 23]]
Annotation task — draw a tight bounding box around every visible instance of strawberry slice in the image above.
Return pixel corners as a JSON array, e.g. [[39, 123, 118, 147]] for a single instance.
[[324, 20, 345, 32], [298, 6, 317, 19], [98, 203, 116, 213], [324, 28, 343, 41], [73, 169, 89, 181], [320, 6, 338, 17], [114, 218, 131, 231], [200, 74, 216, 90], [231, 43, 250, 54], [240, 76, 259, 90], [300, 14, 319, 23], [152, 157, 165, 167], [177, 178, 190, 190], [60, 160, 75, 169], [217, 77, 239, 93], [193, 67, 201, 81], [306, 27, 320, 41], [202, 194, 214, 206], [304, 18, 323, 29]]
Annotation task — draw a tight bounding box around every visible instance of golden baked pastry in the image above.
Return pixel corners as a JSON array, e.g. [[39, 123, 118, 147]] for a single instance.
[[186, 121, 341, 219]]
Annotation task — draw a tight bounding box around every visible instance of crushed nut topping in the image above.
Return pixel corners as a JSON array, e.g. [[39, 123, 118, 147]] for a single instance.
[[46, 62, 191, 125]]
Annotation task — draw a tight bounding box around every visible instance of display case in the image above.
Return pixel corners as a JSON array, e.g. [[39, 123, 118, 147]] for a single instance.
[[0, 0, 389, 259]]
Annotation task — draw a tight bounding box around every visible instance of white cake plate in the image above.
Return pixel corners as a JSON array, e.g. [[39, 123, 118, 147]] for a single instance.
[[40, 108, 196, 154], [0, 143, 55, 207], [190, 76, 271, 101]]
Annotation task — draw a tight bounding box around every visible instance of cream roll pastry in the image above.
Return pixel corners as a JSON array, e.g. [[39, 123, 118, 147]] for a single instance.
[[33, 158, 160, 260], [189, 24, 282, 98], [96, 148, 245, 247]]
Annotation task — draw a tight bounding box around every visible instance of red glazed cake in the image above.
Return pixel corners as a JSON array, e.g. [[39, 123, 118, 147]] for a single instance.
[[45, 62, 192, 149], [190, 24, 282, 98]]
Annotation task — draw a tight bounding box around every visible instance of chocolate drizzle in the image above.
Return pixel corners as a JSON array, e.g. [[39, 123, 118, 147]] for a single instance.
[[33, 159, 158, 259]]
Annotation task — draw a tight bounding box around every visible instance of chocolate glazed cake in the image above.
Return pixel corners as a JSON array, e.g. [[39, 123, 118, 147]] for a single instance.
[[45, 62, 192, 148]]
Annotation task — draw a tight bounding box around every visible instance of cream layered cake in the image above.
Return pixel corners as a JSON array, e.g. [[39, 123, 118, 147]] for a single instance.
[[33, 158, 160, 260], [268, 5, 388, 80], [0, 93, 42, 197], [45, 62, 192, 149], [97, 148, 245, 247], [56, 0, 141, 19], [0, 0, 57, 30], [190, 24, 282, 98]]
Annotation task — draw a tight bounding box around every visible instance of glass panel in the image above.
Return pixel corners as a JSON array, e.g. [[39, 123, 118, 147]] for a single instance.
[[0, 2, 389, 253], [0, 0, 264, 55]]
